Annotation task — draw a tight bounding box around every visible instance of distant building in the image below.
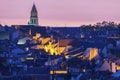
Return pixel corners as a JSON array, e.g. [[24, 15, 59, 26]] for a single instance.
[[83, 48, 100, 61], [28, 4, 39, 26], [96, 55, 120, 73], [0, 31, 9, 40]]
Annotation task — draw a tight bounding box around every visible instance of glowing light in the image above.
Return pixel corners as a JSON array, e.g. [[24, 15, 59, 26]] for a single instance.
[[116, 65, 120, 70], [26, 47, 29, 51], [43, 41, 60, 55], [65, 55, 69, 59], [26, 58, 34, 60], [83, 69, 86, 72], [33, 33, 41, 40], [50, 70, 68, 74], [17, 41, 25, 44]]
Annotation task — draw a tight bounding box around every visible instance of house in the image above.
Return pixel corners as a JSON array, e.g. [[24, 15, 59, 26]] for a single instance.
[[17, 37, 30, 45], [83, 48, 100, 61], [98, 55, 120, 73], [43, 39, 73, 55]]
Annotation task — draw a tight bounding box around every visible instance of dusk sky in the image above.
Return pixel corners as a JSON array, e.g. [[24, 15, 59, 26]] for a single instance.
[[0, 0, 120, 26]]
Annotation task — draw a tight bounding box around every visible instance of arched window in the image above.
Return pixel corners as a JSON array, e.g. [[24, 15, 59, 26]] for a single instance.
[[34, 19, 36, 24]]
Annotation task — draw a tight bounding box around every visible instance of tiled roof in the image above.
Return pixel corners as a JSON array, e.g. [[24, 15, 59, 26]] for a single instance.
[[59, 39, 73, 47]]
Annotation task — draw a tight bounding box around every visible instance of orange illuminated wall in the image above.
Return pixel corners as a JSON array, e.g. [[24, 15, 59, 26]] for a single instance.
[[89, 48, 98, 61]]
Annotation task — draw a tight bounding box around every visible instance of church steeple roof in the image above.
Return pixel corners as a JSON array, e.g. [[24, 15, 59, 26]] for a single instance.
[[31, 4, 37, 13]]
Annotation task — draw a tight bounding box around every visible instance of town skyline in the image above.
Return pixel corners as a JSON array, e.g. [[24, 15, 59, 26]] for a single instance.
[[0, 0, 120, 79], [0, 0, 120, 26]]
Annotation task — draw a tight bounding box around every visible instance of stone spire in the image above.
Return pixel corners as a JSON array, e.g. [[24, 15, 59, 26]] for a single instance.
[[28, 4, 39, 26]]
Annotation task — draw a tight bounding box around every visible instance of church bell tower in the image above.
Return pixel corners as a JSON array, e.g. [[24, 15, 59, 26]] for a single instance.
[[28, 4, 39, 26]]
